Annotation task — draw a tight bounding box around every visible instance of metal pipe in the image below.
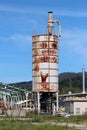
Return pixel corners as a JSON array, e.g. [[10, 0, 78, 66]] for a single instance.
[[25, 91, 29, 108], [48, 11, 61, 36], [48, 11, 53, 35], [37, 92, 40, 113], [56, 92, 59, 111]]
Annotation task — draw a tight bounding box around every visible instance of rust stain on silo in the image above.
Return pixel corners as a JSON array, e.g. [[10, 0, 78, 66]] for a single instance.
[[52, 43, 57, 49], [40, 72, 48, 83], [33, 49, 57, 56], [32, 11, 61, 93], [41, 42, 48, 48], [34, 64, 39, 71], [33, 56, 58, 63], [32, 34, 58, 92]]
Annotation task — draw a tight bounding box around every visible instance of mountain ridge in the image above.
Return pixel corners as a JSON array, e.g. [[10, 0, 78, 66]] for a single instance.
[[9, 72, 87, 94]]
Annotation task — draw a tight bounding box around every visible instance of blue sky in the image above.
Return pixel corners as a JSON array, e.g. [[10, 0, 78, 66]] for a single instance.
[[0, 0, 87, 83]]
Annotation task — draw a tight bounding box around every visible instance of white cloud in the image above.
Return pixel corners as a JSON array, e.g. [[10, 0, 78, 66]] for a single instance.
[[0, 34, 31, 44], [61, 29, 87, 59], [0, 4, 46, 15], [10, 34, 31, 44], [10, 34, 32, 49], [0, 5, 28, 13], [54, 9, 87, 17], [0, 34, 32, 50], [1, 2, 87, 21], [59, 29, 87, 72], [1, 4, 87, 18]]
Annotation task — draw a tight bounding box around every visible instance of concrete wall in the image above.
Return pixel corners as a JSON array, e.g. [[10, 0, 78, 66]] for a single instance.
[[6, 109, 27, 117], [74, 102, 87, 115]]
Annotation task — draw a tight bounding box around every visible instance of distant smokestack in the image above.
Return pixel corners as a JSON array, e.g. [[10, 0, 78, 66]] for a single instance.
[[82, 65, 85, 93]]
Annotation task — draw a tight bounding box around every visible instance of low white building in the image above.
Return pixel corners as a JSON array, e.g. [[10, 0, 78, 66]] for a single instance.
[[63, 96, 87, 115], [59, 93, 87, 115]]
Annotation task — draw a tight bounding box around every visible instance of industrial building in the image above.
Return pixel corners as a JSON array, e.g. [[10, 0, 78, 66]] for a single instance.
[[0, 11, 62, 115], [32, 11, 61, 113], [58, 65, 87, 115], [59, 93, 87, 115], [0, 12, 87, 116], [0, 82, 31, 116]]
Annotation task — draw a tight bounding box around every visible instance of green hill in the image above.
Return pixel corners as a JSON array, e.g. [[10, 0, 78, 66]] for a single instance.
[[9, 81, 32, 91], [9, 72, 87, 94], [59, 72, 87, 94]]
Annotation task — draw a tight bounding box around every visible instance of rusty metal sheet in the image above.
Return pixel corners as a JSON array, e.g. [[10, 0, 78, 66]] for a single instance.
[[33, 76, 58, 83], [33, 70, 49, 76], [33, 56, 58, 63], [33, 63, 58, 70], [39, 35, 58, 42], [33, 68, 58, 76], [32, 34, 58, 92], [33, 63, 48, 69], [33, 34, 58, 41], [33, 49, 58, 56], [33, 41, 58, 49], [32, 83, 58, 92]]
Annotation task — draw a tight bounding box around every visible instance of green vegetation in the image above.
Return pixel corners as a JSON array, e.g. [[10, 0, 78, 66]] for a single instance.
[[9, 72, 87, 94], [10, 81, 32, 91], [0, 114, 87, 130], [59, 72, 87, 94], [28, 113, 87, 124], [0, 120, 72, 130]]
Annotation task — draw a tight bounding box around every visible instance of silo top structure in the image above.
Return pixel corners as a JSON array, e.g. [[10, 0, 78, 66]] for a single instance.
[[48, 11, 61, 36], [32, 12, 61, 93]]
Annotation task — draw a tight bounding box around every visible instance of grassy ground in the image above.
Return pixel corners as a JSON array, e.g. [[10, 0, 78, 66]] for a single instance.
[[0, 114, 87, 130], [0, 120, 72, 130], [28, 113, 87, 124]]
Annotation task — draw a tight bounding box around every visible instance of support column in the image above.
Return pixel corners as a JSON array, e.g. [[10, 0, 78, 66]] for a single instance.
[[3, 94, 6, 106], [10, 96, 13, 109], [17, 93, 20, 102], [56, 92, 59, 111], [37, 92, 40, 113], [25, 91, 29, 108]]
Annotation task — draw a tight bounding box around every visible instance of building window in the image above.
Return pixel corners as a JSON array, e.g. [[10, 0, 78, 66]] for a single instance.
[[76, 108, 80, 114]]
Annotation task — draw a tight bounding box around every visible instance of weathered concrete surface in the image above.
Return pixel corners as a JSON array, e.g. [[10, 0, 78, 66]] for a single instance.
[[6, 109, 27, 117]]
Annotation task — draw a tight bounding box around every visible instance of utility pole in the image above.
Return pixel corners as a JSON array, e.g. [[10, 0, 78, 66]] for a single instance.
[[82, 65, 85, 93]]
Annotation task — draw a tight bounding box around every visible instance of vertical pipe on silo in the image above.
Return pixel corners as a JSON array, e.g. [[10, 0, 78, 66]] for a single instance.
[[48, 11, 53, 35]]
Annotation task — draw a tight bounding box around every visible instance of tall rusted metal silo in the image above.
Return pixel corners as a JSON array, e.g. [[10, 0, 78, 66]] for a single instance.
[[32, 11, 61, 113]]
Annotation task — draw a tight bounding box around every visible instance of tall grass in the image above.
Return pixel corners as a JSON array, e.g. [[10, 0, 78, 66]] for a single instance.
[[0, 114, 87, 130], [0, 120, 72, 130]]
